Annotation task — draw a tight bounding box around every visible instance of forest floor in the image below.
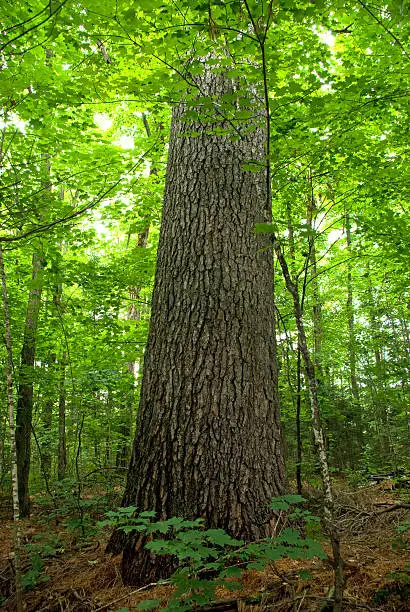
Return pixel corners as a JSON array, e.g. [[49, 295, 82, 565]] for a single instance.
[[0, 482, 409, 611]]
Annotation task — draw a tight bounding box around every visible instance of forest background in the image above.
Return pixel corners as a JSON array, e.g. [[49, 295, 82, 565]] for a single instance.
[[0, 0, 409, 610]]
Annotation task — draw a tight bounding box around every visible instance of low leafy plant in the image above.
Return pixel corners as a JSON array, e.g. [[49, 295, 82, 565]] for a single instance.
[[345, 468, 371, 489], [37, 478, 112, 540], [22, 533, 64, 590], [372, 564, 410, 606], [101, 494, 326, 611], [392, 516, 410, 551]]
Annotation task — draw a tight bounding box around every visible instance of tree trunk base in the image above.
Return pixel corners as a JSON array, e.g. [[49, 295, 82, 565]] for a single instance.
[[122, 536, 176, 586], [106, 531, 176, 586]]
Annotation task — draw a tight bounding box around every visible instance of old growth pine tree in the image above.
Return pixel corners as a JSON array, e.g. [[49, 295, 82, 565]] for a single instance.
[[107, 69, 285, 584]]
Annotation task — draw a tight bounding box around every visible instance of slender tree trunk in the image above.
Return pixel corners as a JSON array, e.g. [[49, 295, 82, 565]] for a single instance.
[[285, 200, 303, 494], [49, 277, 68, 482], [93, 397, 101, 468], [0, 244, 23, 612], [16, 252, 43, 517], [366, 274, 390, 462], [57, 351, 67, 480], [116, 259, 148, 468], [396, 319, 410, 450], [117, 228, 151, 467], [273, 242, 344, 612], [306, 174, 323, 378], [105, 392, 112, 464], [345, 213, 363, 459], [0, 408, 7, 488], [394, 318, 410, 451], [107, 71, 285, 585], [296, 350, 303, 495], [41, 353, 56, 482], [346, 215, 360, 402], [117, 113, 159, 467], [400, 317, 410, 353], [384, 305, 410, 458]]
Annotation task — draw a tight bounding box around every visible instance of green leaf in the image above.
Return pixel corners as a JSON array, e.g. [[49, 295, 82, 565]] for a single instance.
[[269, 500, 290, 511], [220, 566, 243, 578], [282, 495, 307, 504], [139, 510, 157, 518], [298, 570, 313, 581], [136, 599, 162, 610], [277, 528, 302, 545], [241, 163, 263, 172], [204, 529, 244, 547], [254, 223, 276, 234]]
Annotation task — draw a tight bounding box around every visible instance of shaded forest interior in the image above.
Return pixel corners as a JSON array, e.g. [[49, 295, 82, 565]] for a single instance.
[[0, 0, 409, 610]]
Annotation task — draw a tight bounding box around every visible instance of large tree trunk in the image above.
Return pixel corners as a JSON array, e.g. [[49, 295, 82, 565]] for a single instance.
[[107, 72, 285, 585], [16, 252, 43, 517]]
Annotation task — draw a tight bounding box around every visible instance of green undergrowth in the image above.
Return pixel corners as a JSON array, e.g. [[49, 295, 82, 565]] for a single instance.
[[98, 495, 326, 611], [22, 533, 64, 590], [372, 564, 410, 607]]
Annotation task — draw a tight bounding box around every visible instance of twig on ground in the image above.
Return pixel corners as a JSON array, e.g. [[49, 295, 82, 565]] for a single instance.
[[94, 580, 171, 611], [277, 594, 384, 611], [376, 503, 410, 514]]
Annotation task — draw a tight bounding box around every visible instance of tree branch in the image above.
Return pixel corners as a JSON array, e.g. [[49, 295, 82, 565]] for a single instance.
[[0, 0, 68, 53], [357, 0, 410, 62]]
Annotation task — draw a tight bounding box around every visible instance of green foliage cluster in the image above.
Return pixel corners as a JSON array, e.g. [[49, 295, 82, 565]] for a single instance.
[[20, 532, 64, 590], [0, 0, 409, 529], [99, 496, 325, 611], [372, 564, 410, 607]]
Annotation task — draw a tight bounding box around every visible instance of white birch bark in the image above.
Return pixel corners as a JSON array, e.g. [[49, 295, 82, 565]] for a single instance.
[[0, 243, 23, 612]]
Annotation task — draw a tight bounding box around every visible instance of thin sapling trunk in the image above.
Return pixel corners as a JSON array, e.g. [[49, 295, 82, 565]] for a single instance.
[[0, 244, 23, 612]]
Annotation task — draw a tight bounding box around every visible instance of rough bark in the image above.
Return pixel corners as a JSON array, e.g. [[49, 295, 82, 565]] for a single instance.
[[16, 252, 43, 517], [107, 72, 285, 585]]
